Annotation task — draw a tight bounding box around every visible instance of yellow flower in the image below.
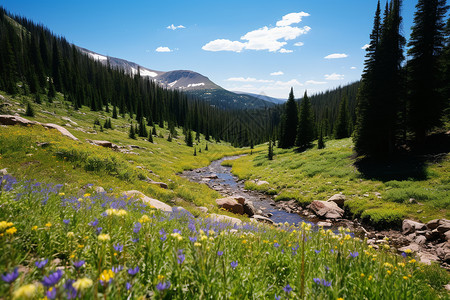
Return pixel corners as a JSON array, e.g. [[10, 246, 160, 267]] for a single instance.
[[67, 232, 75, 238], [408, 259, 416, 264], [45, 223, 52, 228], [360, 273, 365, 278], [384, 262, 393, 268], [194, 242, 201, 247], [398, 262, 405, 267], [209, 237, 214, 241], [59, 192, 65, 196], [383, 244, 390, 250], [368, 275, 373, 281], [32, 226, 38, 231], [200, 235, 207, 241], [116, 209, 127, 217], [105, 209, 116, 216], [157, 275, 165, 281], [387, 270, 392, 275], [344, 234, 351, 240], [99, 269, 115, 282], [6, 227, 17, 235], [78, 244, 84, 249], [263, 240, 269, 244], [98, 234, 110, 242], [0, 221, 13, 231], [73, 278, 93, 291], [13, 284, 36, 299], [83, 193, 91, 198], [337, 298, 344, 300], [139, 215, 151, 223], [403, 276, 409, 280], [404, 249, 412, 254], [242, 240, 247, 244]]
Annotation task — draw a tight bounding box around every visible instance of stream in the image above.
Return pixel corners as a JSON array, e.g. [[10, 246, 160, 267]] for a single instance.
[[182, 155, 316, 226]]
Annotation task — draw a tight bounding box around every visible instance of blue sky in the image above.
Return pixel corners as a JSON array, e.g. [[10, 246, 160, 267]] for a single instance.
[[2, 0, 427, 98]]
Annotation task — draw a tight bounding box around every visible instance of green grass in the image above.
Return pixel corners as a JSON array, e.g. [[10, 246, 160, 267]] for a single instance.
[[0, 91, 263, 217], [226, 139, 449, 226], [0, 179, 447, 299]]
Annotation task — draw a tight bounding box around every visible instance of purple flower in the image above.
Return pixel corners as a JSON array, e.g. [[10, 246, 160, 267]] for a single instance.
[[96, 227, 103, 234], [159, 228, 166, 236], [177, 254, 185, 264], [73, 260, 85, 269], [283, 284, 292, 293], [230, 261, 238, 269], [133, 222, 142, 234], [189, 236, 197, 243], [313, 278, 332, 287], [156, 281, 171, 291], [35, 259, 49, 269], [127, 266, 139, 276], [42, 270, 64, 287], [113, 243, 124, 252], [315, 250, 321, 254], [217, 251, 224, 257], [349, 251, 359, 258], [89, 218, 99, 227], [401, 252, 407, 258], [126, 282, 132, 291], [132, 238, 139, 243], [1, 268, 19, 284], [63, 219, 70, 225], [112, 265, 124, 273], [275, 295, 281, 300], [46, 288, 57, 299], [274, 243, 280, 248], [173, 229, 181, 234], [160, 235, 166, 242]]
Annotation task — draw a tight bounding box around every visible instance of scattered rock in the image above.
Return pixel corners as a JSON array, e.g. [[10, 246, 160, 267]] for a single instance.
[[205, 174, 218, 179], [88, 140, 117, 148], [409, 198, 418, 204], [123, 190, 172, 212], [251, 215, 274, 225], [36, 142, 51, 148], [326, 194, 346, 207], [254, 180, 269, 186], [243, 200, 256, 217], [317, 221, 332, 227], [414, 235, 427, 245], [208, 214, 242, 226], [0, 114, 39, 126], [216, 197, 244, 215], [42, 123, 79, 141], [426, 219, 441, 230], [0, 168, 7, 175], [398, 243, 421, 253], [308, 200, 344, 219], [197, 207, 208, 213], [418, 252, 440, 265], [143, 178, 169, 189], [402, 219, 426, 235], [94, 186, 105, 193]]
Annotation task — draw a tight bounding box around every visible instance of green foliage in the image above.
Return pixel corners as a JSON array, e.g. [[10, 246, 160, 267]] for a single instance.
[[278, 88, 298, 149], [334, 96, 351, 139], [25, 101, 34, 117], [185, 130, 193, 147], [296, 91, 315, 148], [268, 140, 274, 160], [129, 124, 136, 140]]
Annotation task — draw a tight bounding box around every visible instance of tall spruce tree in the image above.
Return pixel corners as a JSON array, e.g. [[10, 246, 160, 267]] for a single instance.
[[334, 96, 351, 139], [354, 0, 405, 158], [185, 130, 193, 147], [268, 139, 274, 160], [129, 124, 136, 139], [443, 18, 450, 122], [295, 91, 315, 148], [407, 0, 449, 144], [279, 88, 298, 148], [112, 105, 118, 119]]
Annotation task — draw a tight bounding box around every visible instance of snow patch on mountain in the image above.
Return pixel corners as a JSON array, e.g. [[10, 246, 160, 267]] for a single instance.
[[140, 69, 158, 77], [88, 53, 108, 61], [187, 83, 205, 88], [168, 81, 178, 87]]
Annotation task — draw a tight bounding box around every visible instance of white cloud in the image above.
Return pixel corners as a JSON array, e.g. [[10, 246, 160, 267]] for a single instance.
[[276, 12, 310, 27], [324, 53, 348, 59], [167, 24, 186, 30], [226, 77, 274, 83], [361, 44, 370, 50], [225, 78, 305, 98], [294, 42, 304, 47], [325, 73, 344, 80], [305, 80, 326, 85], [270, 71, 284, 76], [274, 79, 303, 87], [350, 66, 357, 70], [201, 39, 246, 52], [202, 13, 310, 53], [241, 25, 310, 52], [155, 46, 173, 52]]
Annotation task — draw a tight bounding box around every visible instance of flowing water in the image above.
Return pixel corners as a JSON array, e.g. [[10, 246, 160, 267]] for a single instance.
[[182, 155, 316, 226]]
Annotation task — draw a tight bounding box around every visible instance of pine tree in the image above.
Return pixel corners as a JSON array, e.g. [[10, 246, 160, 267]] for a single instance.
[[34, 93, 42, 104], [138, 118, 148, 137], [47, 81, 56, 100], [185, 130, 193, 147], [148, 131, 153, 143], [152, 126, 157, 136], [296, 91, 315, 148], [205, 144, 208, 151], [195, 131, 200, 142], [407, 0, 449, 144], [268, 139, 274, 160], [25, 102, 35, 117], [129, 124, 136, 139], [112, 105, 118, 119], [279, 88, 298, 148], [334, 96, 351, 139], [167, 133, 172, 142], [193, 148, 197, 156], [318, 129, 325, 149]]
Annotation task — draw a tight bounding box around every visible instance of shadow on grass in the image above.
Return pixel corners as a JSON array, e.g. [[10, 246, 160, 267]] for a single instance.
[[354, 132, 449, 182]]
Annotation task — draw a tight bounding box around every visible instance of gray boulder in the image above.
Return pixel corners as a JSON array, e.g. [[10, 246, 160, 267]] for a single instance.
[[402, 219, 426, 235], [216, 197, 244, 215], [243, 200, 256, 217], [308, 200, 344, 219], [251, 215, 274, 225], [327, 194, 346, 207]]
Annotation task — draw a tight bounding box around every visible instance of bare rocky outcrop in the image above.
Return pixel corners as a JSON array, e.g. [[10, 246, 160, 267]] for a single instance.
[[208, 213, 242, 226], [251, 214, 274, 225], [308, 200, 344, 219], [0, 115, 79, 141], [327, 194, 346, 207], [123, 190, 172, 212], [243, 200, 256, 216]]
